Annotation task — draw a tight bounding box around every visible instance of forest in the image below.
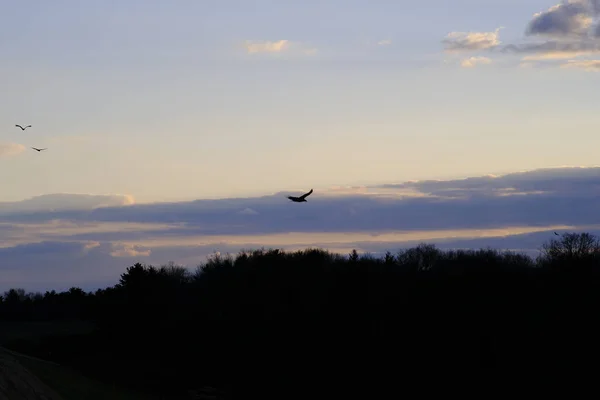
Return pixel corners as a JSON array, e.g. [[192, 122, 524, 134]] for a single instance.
[[1, 232, 599, 397]]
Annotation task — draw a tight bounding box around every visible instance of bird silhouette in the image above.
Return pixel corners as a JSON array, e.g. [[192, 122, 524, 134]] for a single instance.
[[287, 189, 313, 202], [554, 232, 559, 236], [31, 147, 47, 152], [15, 124, 31, 130]]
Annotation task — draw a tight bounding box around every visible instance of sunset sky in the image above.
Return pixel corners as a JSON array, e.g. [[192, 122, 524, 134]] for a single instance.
[[1, 1, 600, 291], [1, 0, 600, 202]]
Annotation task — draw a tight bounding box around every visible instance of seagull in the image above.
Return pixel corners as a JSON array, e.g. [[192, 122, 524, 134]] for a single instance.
[[15, 124, 31, 130], [31, 147, 47, 152], [287, 189, 313, 203]]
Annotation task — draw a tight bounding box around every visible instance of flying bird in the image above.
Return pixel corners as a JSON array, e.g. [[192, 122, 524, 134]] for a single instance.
[[31, 147, 47, 152], [287, 189, 313, 203], [15, 124, 31, 130], [554, 232, 559, 236]]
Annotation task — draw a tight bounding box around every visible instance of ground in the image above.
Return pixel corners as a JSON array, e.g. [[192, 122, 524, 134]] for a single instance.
[[0, 347, 64, 400], [0, 321, 158, 400]]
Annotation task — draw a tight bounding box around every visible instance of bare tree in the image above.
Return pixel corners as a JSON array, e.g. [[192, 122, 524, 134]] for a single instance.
[[539, 232, 600, 264]]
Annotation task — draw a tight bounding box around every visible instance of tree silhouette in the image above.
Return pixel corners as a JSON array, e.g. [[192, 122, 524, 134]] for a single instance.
[[2, 236, 600, 396], [539, 232, 600, 271]]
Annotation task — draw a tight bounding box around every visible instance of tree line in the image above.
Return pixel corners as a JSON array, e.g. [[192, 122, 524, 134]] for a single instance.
[[2, 232, 600, 397]]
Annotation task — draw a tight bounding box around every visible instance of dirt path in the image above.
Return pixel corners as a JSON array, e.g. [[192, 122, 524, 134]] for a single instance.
[[0, 347, 64, 400]]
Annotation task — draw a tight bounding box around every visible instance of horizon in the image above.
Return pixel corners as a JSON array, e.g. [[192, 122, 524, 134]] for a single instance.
[[2, 0, 600, 290], [1, 165, 600, 292]]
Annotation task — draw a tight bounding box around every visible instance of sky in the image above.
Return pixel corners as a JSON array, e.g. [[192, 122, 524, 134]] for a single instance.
[[2, 1, 600, 292]]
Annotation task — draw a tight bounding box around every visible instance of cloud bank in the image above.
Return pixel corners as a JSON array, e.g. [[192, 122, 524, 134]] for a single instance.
[[2, 167, 600, 292]]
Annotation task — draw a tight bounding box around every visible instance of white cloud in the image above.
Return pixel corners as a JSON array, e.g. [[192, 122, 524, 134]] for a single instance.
[[460, 56, 492, 68], [244, 40, 290, 54], [243, 40, 317, 56], [83, 241, 101, 251], [110, 243, 151, 258], [442, 28, 502, 52], [0, 142, 25, 157]]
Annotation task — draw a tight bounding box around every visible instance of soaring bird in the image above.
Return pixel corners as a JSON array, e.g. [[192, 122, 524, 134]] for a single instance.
[[15, 124, 31, 130], [287, 189, 313, 203], [31, 147, 47, 152]]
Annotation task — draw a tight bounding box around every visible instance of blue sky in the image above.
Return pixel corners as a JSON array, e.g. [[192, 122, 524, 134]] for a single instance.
[[2, 1, 600, 291]]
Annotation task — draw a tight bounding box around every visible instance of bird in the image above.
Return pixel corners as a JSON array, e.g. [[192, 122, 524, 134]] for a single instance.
[[287, 189, 313, 203], [15, 124, 31, 130], [554, 232, 559, 236], [31, 147, 47, 152]]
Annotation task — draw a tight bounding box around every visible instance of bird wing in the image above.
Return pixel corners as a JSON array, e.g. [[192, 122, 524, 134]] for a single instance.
[[31, 147, 40, 151], [299, 189, 313, 199], [15, 125, 23, 129], [26, 125, 31, 128]]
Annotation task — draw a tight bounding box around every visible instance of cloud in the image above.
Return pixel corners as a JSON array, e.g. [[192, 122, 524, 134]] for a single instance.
[[110, 243, 152, 258], [0, 193, 135, 215], [4, 167, 600, 292], [460, 56, 492, 68], [238, 208, 259, 215], [0, 241, 126, 293], [442, 28, 502, 52], [501, 39, 600, 59], [526, 1, 593, 37], [244, 39, 290, 54], [243, 40, 317, 57], [0, 142, 25, 157], [560, 58, 600, 69], [444, 1, 600, 67]]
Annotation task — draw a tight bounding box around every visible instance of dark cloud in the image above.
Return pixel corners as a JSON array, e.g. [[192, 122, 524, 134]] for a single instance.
[[21, 168, 600, 233], [500, 38, 600, 56], [0, 241, 137, 293], [526, 1, 592, 37], [2, 168, 600, 235], [2, 167, 600, 292]]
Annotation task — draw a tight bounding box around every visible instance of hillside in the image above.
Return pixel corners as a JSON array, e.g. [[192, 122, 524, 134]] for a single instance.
[[0, 348, 64, 400]]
